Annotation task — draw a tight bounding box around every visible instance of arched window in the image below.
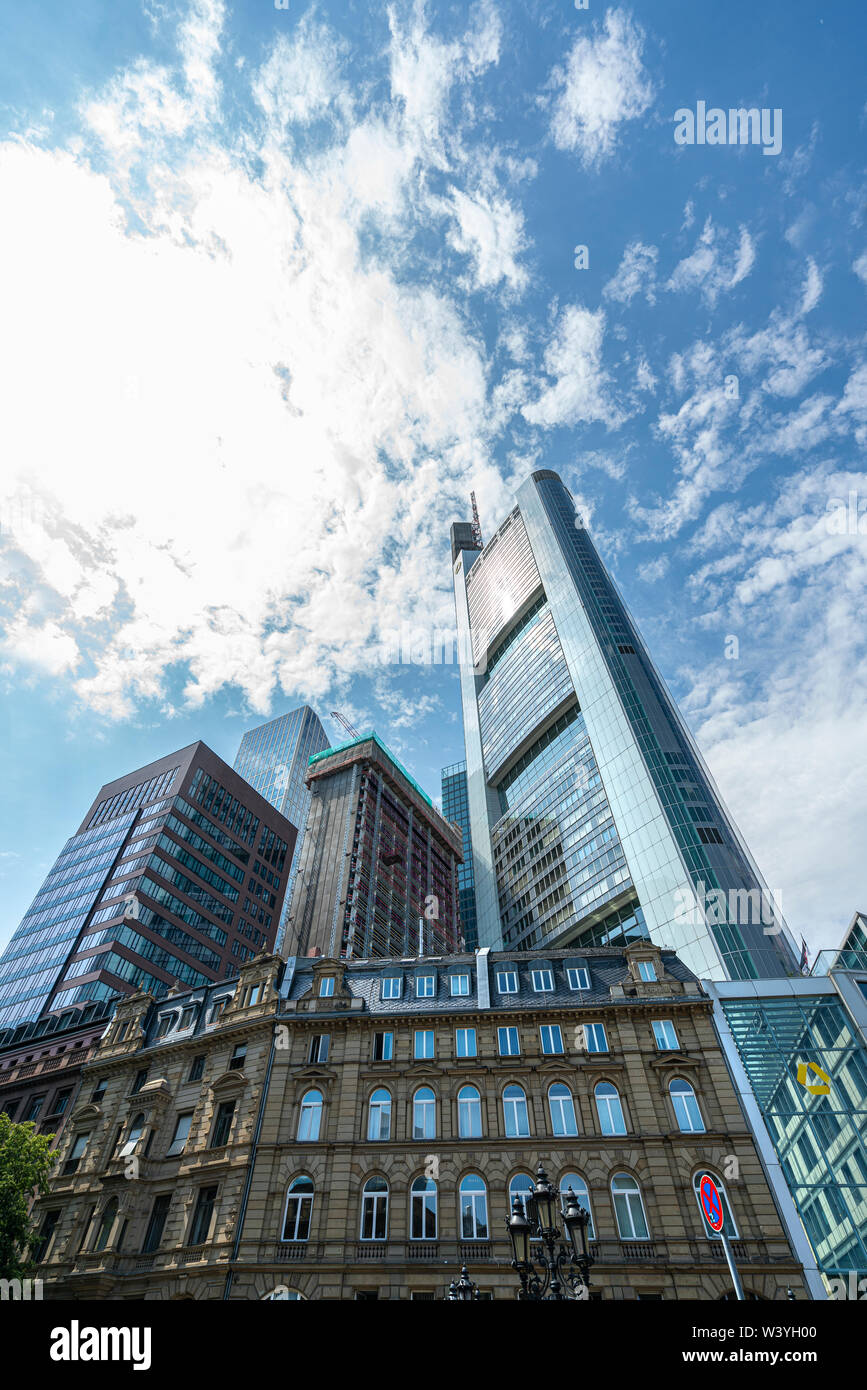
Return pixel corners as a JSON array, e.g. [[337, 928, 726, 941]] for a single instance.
[[262, 1287, 304, 1300], [297, 1090, 323, 1142], [410, 1177, 437, 1240], [360, 1176, 388, 1241], [281, 1176, 314, 1242], [503, 1084, 530, 1138], [670, 1078, 705, 1133], [559, 1172, 595, 1240], [459, 1174, 489, 1240], [413, 1087, 436, 1141], [594, 1082, 627, 1135], [693, 1171, 738, 1239], [367, 1088, 392, 1141], [119, 1113, 145, 1159], [509, 1173, 535, 1216], [458, 1085, 482, 1139], [611, 1173, 649, 1240], [548, 1083, 578, 1136], [94, 1197, 119, 1253]]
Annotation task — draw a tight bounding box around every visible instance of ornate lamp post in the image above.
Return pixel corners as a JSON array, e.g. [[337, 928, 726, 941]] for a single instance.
[[506, 1162, 594, 1300], [446, 1265, 482, 1301]]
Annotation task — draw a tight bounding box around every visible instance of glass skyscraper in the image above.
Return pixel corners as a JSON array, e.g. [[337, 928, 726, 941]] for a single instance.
[[0, 745, 293, 1029], [441, 761, 478, 951], [708, 970, 867, 1293], [452, 469, 799, 980], [233, 706, 329, 952]]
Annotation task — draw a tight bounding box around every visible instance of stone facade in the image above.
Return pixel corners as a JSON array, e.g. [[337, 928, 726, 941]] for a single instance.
[[32, 944, 807, 1300]]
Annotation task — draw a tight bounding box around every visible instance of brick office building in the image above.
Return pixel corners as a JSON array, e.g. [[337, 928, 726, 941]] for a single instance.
[[0, 1001, 115, 1151], [32, 941, 807, 1300]]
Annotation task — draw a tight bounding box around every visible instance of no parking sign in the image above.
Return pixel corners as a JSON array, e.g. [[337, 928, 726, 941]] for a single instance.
[[699, 1174, 725, 1233]]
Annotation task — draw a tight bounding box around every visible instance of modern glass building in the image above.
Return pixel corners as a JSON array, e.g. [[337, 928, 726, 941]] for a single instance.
[[441, 761, 478, 951], [451, 469, 799, 980], [233, 706, 330, 953], [708, 967, 867, 1296], [0, 745, 294, 1029]]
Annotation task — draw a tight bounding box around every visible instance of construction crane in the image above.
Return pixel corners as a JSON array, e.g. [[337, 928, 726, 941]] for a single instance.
[[470, 491, 483, 548], [331, 710, 361, 740]]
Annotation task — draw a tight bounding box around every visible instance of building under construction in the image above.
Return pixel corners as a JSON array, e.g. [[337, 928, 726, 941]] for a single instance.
[[281, 733, 464, 960]]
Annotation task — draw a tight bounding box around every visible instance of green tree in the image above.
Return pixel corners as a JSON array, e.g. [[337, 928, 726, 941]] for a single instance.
[[0, 1112, 57, 1278]]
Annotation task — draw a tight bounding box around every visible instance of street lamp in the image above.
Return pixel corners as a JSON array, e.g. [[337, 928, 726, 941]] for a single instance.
[[446, 1266, 481, 1301], [505, 1162, 594, 1300]]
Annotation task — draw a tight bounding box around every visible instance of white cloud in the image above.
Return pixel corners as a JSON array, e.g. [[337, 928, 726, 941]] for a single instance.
[[547, 8, 654, 168], [603, 240, 658, 305], [666, 218, 756, 307], [854, 250, 867, 287], [444, 184, 529, 294], [521, 305, 623, 429]]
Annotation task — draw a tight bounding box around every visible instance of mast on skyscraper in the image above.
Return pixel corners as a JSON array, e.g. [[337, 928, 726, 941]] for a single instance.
[[470, 491, 483, 549]]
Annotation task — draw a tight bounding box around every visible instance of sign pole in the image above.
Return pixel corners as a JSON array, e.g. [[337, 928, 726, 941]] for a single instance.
[[720, 1229, 745, 1301]]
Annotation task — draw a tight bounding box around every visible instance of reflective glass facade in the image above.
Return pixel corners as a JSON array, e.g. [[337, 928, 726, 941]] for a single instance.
[[233, 706, 329, 952], [721, 992, 867, 1281], [0, 815, 136, 1028], [452, 470, 799, 979], [441, 762, 478, 951]]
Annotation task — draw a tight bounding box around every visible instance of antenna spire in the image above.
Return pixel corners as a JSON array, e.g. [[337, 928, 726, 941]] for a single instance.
[[470, 491, 483, 549]]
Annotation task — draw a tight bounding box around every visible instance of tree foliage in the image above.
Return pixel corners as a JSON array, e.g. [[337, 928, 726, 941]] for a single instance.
[[0, 1113, 57, 1278]]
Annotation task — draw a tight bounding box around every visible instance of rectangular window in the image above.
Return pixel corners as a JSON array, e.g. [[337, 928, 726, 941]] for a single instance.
[[319, 977, 335, 997], [308, 1034, 330, 1064], [456, 1028, 477, 1059], [211, 1100, 236, 1147], [381, 977, 401, 1000], [373, 1032, 394, 1062], [531, 969, 554, 993], [156, 1014, 174, 1038], [63, 1133, 90, 1176], [497, 970, 518, 994], [51, 1089, 73, 1117], [540, 1024, 564, 1055], [179, 1006, 196, 1030], [584, 1023, 608, 1053], [638, 960, 657, 982], [498, 1026, 520, 1057], [131, 1069, 148, 1095], [142, 1194, 171, 1254], [414, 1030, 434, 1060], [652, 1019, 678, 1051], [450, 974, 470, 996], [26, 1095, 45, 1121], [167, 1113, 193, 1157], [415, 976, 435, 998], [229, 1044, 247, 1071], [567, 967, 589, 991], [33, 1209, 62, 1263], [189, 1055, 205, 1082], [189, 1185, 218, 1245]]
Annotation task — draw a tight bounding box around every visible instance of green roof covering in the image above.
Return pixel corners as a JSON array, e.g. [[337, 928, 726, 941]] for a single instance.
[[307, 731, 434, 809]]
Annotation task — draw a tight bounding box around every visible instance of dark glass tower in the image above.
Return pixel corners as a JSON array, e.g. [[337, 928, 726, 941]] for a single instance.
[[452, 469, 799, 981], [233, 706, 329, 952], [0, 744, 295, 1028], [441, 761, 479, 951]]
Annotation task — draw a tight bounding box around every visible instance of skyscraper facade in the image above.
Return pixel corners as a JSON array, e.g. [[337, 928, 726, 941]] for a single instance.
[[452, 469, 798, 981], [441, 761, 478, 952], [233, 706, 330, 952], [283, 733, 463, 959], [0, 744, 295, 1029]]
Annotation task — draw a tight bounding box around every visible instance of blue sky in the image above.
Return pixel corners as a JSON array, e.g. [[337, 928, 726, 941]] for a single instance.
[[1, 0, 865, 959]]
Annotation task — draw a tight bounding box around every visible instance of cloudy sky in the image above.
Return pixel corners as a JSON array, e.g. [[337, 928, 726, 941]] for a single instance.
[[1, 0, 865, 959]]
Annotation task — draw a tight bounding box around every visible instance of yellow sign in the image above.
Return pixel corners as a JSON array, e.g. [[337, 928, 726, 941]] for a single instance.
[[796, 1061, 831, 1095]]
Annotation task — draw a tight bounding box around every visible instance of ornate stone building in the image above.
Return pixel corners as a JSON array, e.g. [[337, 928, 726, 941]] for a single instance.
[[33, 943, 807, 1300]]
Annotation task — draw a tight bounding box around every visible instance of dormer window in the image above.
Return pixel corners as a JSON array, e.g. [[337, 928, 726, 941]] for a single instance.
[[156, 1013, 175, 1038], [496, 969, 518, 994], [637, 960, 657, 982], [381, 977, 401, 1000], [567, 967, 589, 991], [531, 968, 554, 993], [450, 974, 470, 997], [415, 975, 436, 998], [318, 977, 335, 997]]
